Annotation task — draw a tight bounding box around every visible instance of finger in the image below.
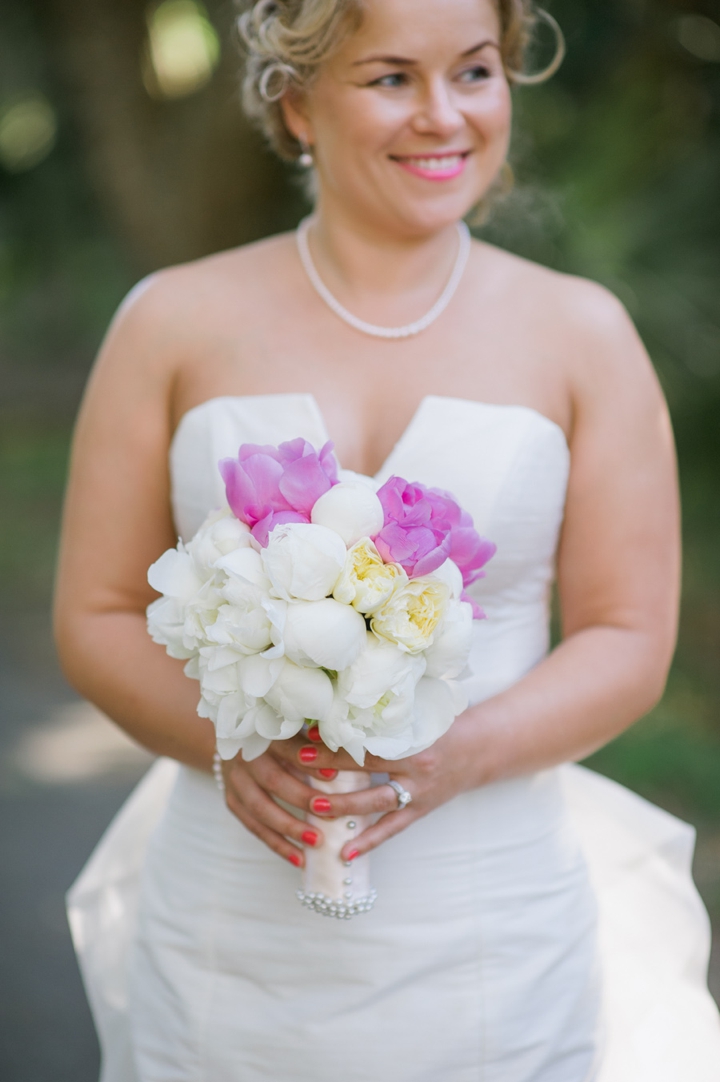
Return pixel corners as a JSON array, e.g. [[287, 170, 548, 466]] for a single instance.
[[272, 738, 365, 774], [245, 754, 317, 812], [226, 769, 325, 850], [340, 808, 417, 858], [306, 781, 402, 819], [225, 794, 306, 867]]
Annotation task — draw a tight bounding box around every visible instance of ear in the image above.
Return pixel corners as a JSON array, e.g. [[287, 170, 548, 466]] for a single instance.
[[280, 89, 314, 147]]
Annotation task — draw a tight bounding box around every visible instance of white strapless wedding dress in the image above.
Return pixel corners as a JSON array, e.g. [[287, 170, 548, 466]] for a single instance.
[[67, 394, 720, 1082]]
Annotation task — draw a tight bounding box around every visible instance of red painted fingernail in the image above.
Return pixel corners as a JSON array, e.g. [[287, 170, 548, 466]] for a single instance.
[[299, 747, 318, 763], [311, 796, 332, 813], [346, 848, 360, 861], [302, 830, 319, 846], [318, 768, 337, 779], [288, 852, 302, 867], [307, 727, 322, 743]]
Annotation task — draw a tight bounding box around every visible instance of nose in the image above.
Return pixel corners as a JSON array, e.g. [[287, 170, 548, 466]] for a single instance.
[[411, 76, 464, 138]]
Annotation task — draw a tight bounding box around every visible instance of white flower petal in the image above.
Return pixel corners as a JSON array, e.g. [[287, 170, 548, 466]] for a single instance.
[[428, 558, 464, 600], [146, 596, 194, 658], [237, 732, 271, 761], [283, 598, 366, 670], [371, 577, 449, 654], [310, 481, 384, 547], [263, 659, 335, 725], [148, 547, 202, 598], [187, 508, 251, 575], [183, 656, 200, 680], [217, 736, 246, 760], [262, 522, 346, 602], [216, 547, 269, 589], [423, 598, 473, 678], [337, 633, 423, 710], [318, 695, 367, 765], [238, 654, 284, 698], [250, 701, 286, 740], [215, 691, 248, 738], [333, 539, 406, 614]]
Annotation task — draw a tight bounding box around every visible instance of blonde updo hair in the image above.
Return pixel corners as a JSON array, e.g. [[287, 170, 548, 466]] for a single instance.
[[238, 0, 565, 162]]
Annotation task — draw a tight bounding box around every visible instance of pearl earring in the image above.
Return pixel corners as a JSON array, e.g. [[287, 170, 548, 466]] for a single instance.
[[298, 139, 313, 168]]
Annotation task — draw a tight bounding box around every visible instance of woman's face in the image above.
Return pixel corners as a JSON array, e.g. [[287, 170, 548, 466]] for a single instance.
[[283, 0, 512, 237]]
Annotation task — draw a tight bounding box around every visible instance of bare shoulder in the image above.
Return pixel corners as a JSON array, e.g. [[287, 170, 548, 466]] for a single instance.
[[475, 239, 637, 347], [93, 232, 294, 389], [109, 231, 293, 340], [474, 241, 663, 417]]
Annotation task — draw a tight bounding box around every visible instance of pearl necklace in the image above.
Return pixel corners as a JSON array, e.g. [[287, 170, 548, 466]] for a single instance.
[[295, 217, 471, 340]]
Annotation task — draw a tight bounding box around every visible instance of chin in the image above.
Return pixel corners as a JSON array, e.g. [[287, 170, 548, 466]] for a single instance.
[[384, 191, 481, 237], [379, 168, 499, 236]]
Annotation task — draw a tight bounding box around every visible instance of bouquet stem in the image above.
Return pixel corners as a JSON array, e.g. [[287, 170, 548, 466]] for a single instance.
[[297, 770, 377, 919]]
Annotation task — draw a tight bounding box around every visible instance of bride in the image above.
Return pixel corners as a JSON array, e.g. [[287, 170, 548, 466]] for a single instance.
[[54, 0, 720, 1079]]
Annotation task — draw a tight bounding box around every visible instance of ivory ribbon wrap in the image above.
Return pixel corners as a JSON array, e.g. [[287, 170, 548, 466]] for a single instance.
[[298, 770, 376, 918]]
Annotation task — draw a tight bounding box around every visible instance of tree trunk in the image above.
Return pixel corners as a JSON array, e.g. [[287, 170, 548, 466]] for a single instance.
[[29, 0, 303, 272]]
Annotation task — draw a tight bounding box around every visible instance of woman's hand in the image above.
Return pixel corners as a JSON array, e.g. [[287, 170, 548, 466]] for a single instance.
[[220, 743, 336, 868], [262, 713, 489, 863]]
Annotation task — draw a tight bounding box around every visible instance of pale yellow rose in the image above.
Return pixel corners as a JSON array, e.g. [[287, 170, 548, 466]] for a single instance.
[[333, 538, 407, 614], [370, 577, 450, 654]]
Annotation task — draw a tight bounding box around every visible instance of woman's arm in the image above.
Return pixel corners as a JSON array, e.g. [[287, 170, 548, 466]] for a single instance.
[[276, 281, 681, 859], [54, 275, 218, 769], [55, 271, 331, 866], [478, 279, 680, 774]]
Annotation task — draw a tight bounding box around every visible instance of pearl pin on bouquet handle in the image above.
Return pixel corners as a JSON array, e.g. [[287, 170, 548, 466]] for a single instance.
[[297, 769, 377, 919]]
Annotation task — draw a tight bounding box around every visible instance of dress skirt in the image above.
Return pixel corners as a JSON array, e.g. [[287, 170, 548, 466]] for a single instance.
[[126, 764, 601, 1082], [67, 758, 720, 1082]]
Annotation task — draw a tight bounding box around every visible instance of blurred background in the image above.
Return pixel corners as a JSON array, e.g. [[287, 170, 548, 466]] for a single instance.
[[0, 0, 719, 1076]]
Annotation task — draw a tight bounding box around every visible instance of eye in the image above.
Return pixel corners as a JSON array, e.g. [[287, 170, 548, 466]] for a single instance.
[[457, 64, 492, 83], [368, 72, 408, 89]]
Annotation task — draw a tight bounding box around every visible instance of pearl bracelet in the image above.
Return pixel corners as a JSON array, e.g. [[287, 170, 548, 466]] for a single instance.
[[212, 750, 225, 795]]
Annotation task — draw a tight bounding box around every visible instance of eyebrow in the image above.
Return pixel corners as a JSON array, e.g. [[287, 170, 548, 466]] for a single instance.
[[351, 39, 500, 67]]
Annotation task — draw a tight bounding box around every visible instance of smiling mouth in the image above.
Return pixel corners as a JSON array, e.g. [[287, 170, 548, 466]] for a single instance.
[[391, 151, 471, 180]]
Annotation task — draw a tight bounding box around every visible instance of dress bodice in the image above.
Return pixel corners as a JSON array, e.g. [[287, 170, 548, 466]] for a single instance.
[[170, 393, 570, 708]]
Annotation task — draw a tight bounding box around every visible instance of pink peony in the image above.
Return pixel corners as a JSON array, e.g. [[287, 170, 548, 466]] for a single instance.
[[374, 477, 495, 604], [219, 438, 338, 546], [374, 477, 451, 577]]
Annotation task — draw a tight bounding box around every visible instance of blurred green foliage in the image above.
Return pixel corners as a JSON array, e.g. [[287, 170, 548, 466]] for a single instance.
[[1, 0, 719, 839]]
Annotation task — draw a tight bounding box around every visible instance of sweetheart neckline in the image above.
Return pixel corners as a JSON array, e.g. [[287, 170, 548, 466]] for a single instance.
[[170, 392, 569, 480]]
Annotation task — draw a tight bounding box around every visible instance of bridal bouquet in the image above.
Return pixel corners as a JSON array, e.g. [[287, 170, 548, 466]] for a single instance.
[[147, 436, 494, 918]]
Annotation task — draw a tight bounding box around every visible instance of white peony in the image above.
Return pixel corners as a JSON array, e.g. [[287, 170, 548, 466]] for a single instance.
[[263, 658, 334, 726], [203, 550, 275, 655], [282, 598, 367, 670], [236, 652, 285, 697], [216, 546, 270, 591], [316, 691, 369, 765], [147, 547, 219, 659], [310, 481, 384, 547], [422, 598, 474, 679], [362, 676, 465, 761], [428, 557, 464, 599], [216, 697, 284, 762], [186, 507, 252, 576], [333, 538, 407, 614], [262, 522, 346, 601], [370, 576, 450, 654], [204, 600, 272, 655], [337, 632, 425, 711], [196, 653, 249, 728]]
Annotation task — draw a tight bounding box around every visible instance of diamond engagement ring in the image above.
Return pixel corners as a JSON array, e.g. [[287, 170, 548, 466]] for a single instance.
[[387, 780, 413, 810]]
